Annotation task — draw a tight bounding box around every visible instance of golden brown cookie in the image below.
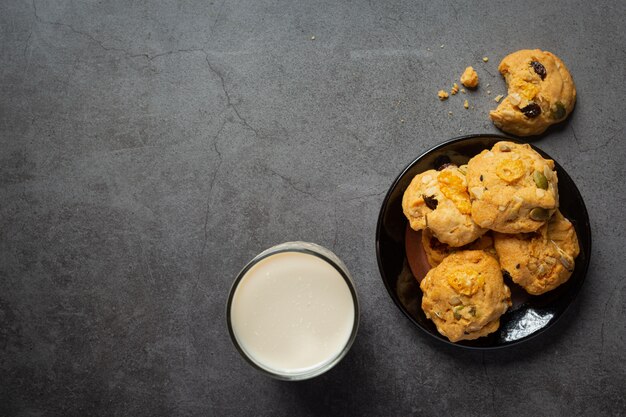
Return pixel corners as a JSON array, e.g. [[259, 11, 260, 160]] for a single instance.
[[489, 49, 576, 136], [422, 228, 495, 268], [494, 210, 580, 295], [420, 250, 512, 342], [466, 141, 559, 234], [402, 166, 487, 247]]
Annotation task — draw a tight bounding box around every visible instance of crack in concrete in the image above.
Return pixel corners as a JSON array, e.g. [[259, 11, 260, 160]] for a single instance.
[[210, 0, 228, 36], [266, 167, 387, 205], [33, 0, 128, 55], [571, 124, 583, 150], [32, 0, 263, 139], [592, 127, 623, 152], [343, 188, 386, 202], [202, 52, 260, 136], [448, 0, 460, 23], [571, 125, 622, 153], [33, 0, 207, 62], [203, 122, 226, 244], [482, 65, 495, 78], [193, 121, 227, 293], [31, 0, 263, 291], [266, 167, 327, 203], [130, 48, 206, 61], [32, 0, 263, 143], [22, 30, 34, 82], [22, 30, 33, 58]]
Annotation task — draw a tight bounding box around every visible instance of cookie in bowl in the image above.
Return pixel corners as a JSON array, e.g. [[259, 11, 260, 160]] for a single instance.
[[494, 210, 580, 295], [489, 49, 576, 136], [420, 250, 512, 342], [466, 141, 558, 234], [422, 228, 495, 268], [402, 166, 487, 247]]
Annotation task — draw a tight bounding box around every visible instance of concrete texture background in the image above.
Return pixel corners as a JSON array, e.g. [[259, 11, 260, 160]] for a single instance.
[[1, 0, 625, 415]]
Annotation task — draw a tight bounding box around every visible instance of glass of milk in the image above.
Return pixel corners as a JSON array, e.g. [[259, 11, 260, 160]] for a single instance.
[[227, 242, 359, 380]]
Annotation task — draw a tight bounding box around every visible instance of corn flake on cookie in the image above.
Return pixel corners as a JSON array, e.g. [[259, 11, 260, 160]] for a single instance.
[[420, 250, 512, 342], [489, 49, 576, 136], [402, 166, 487, 247], [494, 210, 580, 295], [466, 141, 558, 234]]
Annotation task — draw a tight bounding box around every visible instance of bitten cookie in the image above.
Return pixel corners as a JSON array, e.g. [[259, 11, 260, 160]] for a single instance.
[[420, 250, 512, 342], [402, 166, 487, 247], [494, 210, 580, 295], [466, 141, 559, 234], [422, 228, 495, 268], [489, 49, 576, 136]]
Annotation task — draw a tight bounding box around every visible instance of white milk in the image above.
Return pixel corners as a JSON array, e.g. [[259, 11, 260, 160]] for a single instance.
[[230, 251, 356, 375]]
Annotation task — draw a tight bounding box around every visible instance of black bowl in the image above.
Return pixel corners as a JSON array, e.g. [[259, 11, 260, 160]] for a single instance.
[[375, 134, 591, 349]]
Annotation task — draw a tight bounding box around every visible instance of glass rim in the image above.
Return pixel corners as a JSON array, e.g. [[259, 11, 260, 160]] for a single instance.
[[226, 241, 360, 381]]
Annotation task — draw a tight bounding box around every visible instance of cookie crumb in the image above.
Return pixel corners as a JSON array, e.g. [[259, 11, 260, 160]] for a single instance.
[[460, 66, 479, 88], [463, 99, 469, 109], [494, 94, 504, 103], [448, 111, 453, 115], [482, 57, 489, 62], [438, 90, 449, 100], [461, 88, 466, 94], [451, 83, 459, 95], [311, 36, 316, 40]]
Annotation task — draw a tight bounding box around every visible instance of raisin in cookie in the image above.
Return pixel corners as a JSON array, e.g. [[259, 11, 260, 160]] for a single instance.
[[402, 166, 487, 247], [489, 49, 576, 136], [422, 228, 495, 268], [494, 210, 580, 295], [466, 141, 558, 234], [420, 250, 512, 342]]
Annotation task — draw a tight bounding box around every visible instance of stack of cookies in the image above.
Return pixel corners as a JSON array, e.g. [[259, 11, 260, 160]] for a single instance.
[[402, 141, 580, 342]]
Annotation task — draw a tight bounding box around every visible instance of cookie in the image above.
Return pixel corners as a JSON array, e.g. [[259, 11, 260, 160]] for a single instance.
[[489, 49, 576, 136], [422, 228, 495, 268], [494, 210, 580, 295], [420, 250, 512, 342], [402, 166, 487, 247], [466, 141, 559, 234]]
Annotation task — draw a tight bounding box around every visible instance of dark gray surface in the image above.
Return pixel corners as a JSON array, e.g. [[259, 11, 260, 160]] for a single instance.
[[1, 0, 625, 415]]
